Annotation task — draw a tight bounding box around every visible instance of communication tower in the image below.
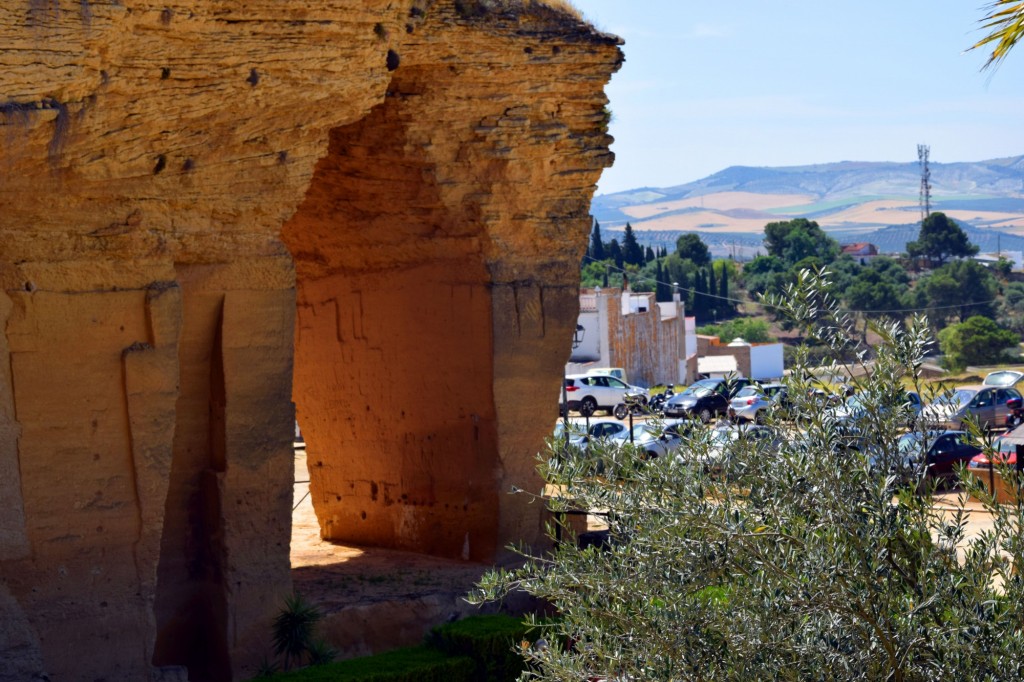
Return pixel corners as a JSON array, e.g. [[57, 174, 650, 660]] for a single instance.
[[917, 144, 932, 221]]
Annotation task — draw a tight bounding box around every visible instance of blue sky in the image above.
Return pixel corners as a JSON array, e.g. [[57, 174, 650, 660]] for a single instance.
[[572, 1, 1024, 195]]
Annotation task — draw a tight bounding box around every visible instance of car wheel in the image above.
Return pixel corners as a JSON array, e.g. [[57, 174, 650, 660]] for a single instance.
[[613, 403, 628, 420], [579, 397, 597, 418], [698, 407, 713, 424], [754, 410, 765, 425]]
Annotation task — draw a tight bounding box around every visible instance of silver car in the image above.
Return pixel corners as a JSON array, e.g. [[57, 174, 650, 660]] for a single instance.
[[677, 423, 782, 473], [923, 385, 1022, 431], [728, 383, 788, 424], [611, 419, 694, 459]]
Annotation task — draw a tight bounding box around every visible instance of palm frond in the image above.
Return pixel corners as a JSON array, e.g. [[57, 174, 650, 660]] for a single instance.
[[970, 0, 1024, 69]]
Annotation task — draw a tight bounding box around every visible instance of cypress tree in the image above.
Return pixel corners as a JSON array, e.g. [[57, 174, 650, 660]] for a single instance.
[[608, 239, 624, 270], [719, 263, 730, 314], [693, 270, 707, 321], [645, 246, 655, 263], [622, 223, 644, 266], [707, 264, 718, 315], [655, 260, 670, 302], [590, 220, 606, 261]]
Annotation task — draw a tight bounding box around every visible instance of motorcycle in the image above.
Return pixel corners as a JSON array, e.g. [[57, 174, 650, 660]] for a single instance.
[[647, 385, 675, 416], [613, 390, 649, 420], [1007, 396, 1024, 429]]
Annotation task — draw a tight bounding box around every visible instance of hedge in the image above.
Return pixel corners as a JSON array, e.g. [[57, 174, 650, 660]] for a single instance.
[[256, 645, 475, 682], [253, 614, 550, 682]]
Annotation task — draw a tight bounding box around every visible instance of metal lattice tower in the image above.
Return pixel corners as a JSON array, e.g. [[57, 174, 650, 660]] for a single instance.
[[918, 144, 932, 221]]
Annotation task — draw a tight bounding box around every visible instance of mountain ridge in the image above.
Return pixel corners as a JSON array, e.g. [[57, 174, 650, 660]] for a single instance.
[[591, 155, 1024, 255]]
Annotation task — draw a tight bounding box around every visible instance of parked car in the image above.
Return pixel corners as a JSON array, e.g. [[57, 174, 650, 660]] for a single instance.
[[967, 435, 1018, 472], [610, 419, 695, 459], [922, 385, 1023, 431], [552, 419, 630, 471], [664, 377, 753, 422], [875, 430, 983, 486], [678, 423, 782, 473], [728, 383, 789, 424], [967, 434, 1024, 501], [983, 370, 1024, 388], [561, 374, 646, 417], [553, 419, 629, 448], [829, 390, 923, 427]]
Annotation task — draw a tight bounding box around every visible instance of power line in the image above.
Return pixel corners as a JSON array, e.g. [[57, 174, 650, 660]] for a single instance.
[[585, 255, 1001, 316]]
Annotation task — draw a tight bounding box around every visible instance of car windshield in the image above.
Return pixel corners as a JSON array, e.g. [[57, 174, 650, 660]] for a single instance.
[[630, 424, 657, 441], [932, 389, 976, 407], [897, 433, 925, 454], [682, 385, 713, 398], [845, 394, 866, 411], [711, 429, 739, 445], [735, 386, 762, 399]]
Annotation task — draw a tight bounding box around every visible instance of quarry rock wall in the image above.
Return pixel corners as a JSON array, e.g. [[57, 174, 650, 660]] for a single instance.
[[0, 1, 620, 679]]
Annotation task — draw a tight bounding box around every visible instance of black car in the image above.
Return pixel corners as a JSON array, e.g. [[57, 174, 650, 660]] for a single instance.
[[870, 430, 982, 486], [664, 377, 753, 422]]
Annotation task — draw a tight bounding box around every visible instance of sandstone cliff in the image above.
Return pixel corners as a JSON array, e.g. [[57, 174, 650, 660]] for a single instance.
[[0, 1, 620, 679]]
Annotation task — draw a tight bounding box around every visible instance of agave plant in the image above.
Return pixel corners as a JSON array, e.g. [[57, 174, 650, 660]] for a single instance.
[[272, 593, 322, 671]]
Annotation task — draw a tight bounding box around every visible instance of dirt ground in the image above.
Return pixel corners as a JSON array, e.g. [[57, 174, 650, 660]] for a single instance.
[[290, 446, 494, 607]]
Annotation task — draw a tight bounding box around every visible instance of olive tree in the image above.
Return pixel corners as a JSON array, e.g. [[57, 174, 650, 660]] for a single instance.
[[473, 268, 1024, 682]]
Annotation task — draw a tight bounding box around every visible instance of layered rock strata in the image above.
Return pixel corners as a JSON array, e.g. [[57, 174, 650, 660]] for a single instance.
[[0, 0, 620, 679]]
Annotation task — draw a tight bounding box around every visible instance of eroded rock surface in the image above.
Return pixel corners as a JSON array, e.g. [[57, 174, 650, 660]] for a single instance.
[[0, 1, 619, 679]]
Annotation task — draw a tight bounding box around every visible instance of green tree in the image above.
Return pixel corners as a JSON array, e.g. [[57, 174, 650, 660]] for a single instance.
[[675, 233, 711, 266], [475, 268, 1024, 682], [994, 256, 1014, 279], [906, 212, 978, 267], [740, 255, 788, 300], [579, 259, 608, 288], [912, 259, 997, 326], [844, 262, 912, 338], [763, 218, 839, 266], [999, 281, 1024, 334], [662, 254, 699, 310], [589, 220, 605, 261], [696, 317, 772, 343], [645, 246, 655, 263], [938, 315, 1020, 369], [622, 223, 644, 266]]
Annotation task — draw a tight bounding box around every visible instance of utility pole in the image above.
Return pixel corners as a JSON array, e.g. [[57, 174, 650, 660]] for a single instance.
[[918, 144, 932, 222]]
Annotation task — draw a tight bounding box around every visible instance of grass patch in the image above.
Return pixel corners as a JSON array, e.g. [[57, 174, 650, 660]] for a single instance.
[[255, 646, 474, 682]]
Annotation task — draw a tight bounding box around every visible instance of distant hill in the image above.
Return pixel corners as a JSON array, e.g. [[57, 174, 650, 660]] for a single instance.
[[593, 155, 1024, 256]]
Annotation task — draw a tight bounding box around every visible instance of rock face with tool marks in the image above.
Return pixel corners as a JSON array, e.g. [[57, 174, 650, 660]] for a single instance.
[[0, 1, 619, 679]]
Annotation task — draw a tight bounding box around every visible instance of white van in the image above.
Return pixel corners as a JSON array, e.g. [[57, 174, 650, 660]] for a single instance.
[[585, 367, 628, 384]]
